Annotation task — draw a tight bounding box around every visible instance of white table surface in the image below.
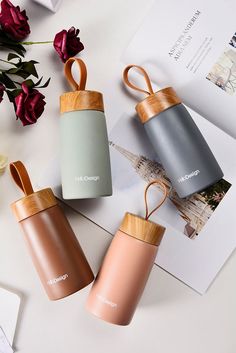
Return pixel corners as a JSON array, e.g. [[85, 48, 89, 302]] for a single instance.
[[0, 0, 236, 352]]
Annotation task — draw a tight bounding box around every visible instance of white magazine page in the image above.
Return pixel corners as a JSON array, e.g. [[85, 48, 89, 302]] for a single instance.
[[39, 104, 236, 294], [0, 287, 21, 346], [122, 0, 236, 138]]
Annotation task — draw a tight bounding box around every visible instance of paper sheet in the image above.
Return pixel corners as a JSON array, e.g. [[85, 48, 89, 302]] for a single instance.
[[0, 288, 20, 346]]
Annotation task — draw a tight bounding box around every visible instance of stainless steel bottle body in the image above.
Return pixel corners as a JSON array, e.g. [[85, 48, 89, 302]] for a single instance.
[[86, 211, 166, 326], [60, 110, 112, 199], [20, 204, 94, 300], [86, 229, 158, 325], [10, 161, 94, 301], [144, 104, 223, 198]]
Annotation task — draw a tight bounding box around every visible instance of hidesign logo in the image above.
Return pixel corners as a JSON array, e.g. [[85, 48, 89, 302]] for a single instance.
[[96, 294, 117, 308], [75, 176, 100, 182], [178, 170, 200, 183], [47, 274, 69, 285]]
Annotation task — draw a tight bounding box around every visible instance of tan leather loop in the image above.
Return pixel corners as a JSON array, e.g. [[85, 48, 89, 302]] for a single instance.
[[123, 64, 154, 96], [64, 57, 87, 91], [144, 180, 167, 220], [10, 161, 34, 196]]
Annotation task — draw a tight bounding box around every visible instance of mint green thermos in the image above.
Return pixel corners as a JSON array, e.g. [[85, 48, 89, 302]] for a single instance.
[[60, 58, 112, 199]]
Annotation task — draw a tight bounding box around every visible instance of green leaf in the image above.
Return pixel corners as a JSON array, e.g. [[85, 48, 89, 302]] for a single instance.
[[34, 76, 43, 87], [6, 66, 31, 79], [21, 61, 39, 78], [0, 73, 16, 89], [5, 59, 40, 80], [5, 90, 14, 103], [6, 88, 22, 103], [7, 53, 20, 61], [7, 67, 21, 74], [0, 30, 26, 57], [37, 77, 51, 88], [16, 71, 31, 79], [23, 79, 35, 88], [0, 29, 26, 52], [0, 43, 25, 57], [0, 29, 18, 44]]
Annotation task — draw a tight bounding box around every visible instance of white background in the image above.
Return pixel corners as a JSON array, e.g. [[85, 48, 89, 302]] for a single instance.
[[0, 0, 236, 352]]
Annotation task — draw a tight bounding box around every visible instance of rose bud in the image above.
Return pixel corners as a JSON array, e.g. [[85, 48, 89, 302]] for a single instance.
[[14, 82, 46, 126], [0, 84, 5, 103], [0, 0, 30, 41], [53, 26, 84, 63]]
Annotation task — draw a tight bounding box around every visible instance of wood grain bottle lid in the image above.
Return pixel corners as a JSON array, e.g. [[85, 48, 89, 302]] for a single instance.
[[123, 65, 181, 124], [60, 90, 104, 114], [119, 180, 167, 246], [11, 188, 57, 222], [10, 161, 57, 222], [119, 212, 165, 246], [136, 87, 181, 124], [60, 57, 104, 114]]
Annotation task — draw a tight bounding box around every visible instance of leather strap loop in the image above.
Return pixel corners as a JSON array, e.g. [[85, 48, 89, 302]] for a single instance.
[[10, 161, 34, 196], [144, 179, 167, 220], [64, 57, 87, 91], [123, 64, 154, 96]]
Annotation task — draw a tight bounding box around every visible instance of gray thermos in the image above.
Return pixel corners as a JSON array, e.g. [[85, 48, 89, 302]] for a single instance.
[[123, 65, 223, 198], [60, 57, 112, 199]]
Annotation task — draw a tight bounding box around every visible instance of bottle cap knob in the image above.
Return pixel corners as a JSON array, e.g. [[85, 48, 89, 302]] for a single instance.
[[60, 57, 104, 114], [119, 179, 167, 246], [10, 161, 57, 222], [123, 65, 181, 123]]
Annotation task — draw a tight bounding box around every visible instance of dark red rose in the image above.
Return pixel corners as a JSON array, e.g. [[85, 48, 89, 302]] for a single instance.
[[53, 26, 84, 63], [0, 83, 4, 103], [14, 82, 46, 126], [0, 0, 30, 41]]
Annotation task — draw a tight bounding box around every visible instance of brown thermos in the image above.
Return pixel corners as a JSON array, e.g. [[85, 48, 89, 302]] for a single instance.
[[10, 161, 94, 300], [86, 180, 167, 325]]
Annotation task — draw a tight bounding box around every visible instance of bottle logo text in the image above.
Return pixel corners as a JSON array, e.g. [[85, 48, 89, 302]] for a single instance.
[[178, 170, 200, 183], [47, 274, 69, 285], [96, 294, 117, 308], [75, 176, 100, 182]]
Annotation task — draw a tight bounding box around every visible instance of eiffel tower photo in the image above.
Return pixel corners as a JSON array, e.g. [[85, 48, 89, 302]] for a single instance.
[[109, 141, 230, 239]]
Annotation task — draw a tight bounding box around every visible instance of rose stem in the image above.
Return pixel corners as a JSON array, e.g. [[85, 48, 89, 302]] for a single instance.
[[21, 41, 53, 45], [12, 81, 21, 86], [0, 58, 14, 65]]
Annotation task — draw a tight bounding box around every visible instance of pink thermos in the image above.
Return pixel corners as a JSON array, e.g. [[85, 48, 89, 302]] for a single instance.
[[86, 180, 167, 325]]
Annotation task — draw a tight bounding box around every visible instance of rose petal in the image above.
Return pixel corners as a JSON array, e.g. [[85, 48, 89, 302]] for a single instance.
[[14, 84, 46, 126], [53, 26, 84, 62], [0, 0, 30, 41]]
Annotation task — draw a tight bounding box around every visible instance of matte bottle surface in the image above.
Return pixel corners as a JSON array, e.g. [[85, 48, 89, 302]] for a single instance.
[[20, 205, 94, 300], [60, 110, 112, 199], [144, 104, 223, 198], [86, 230, 157, 325]]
